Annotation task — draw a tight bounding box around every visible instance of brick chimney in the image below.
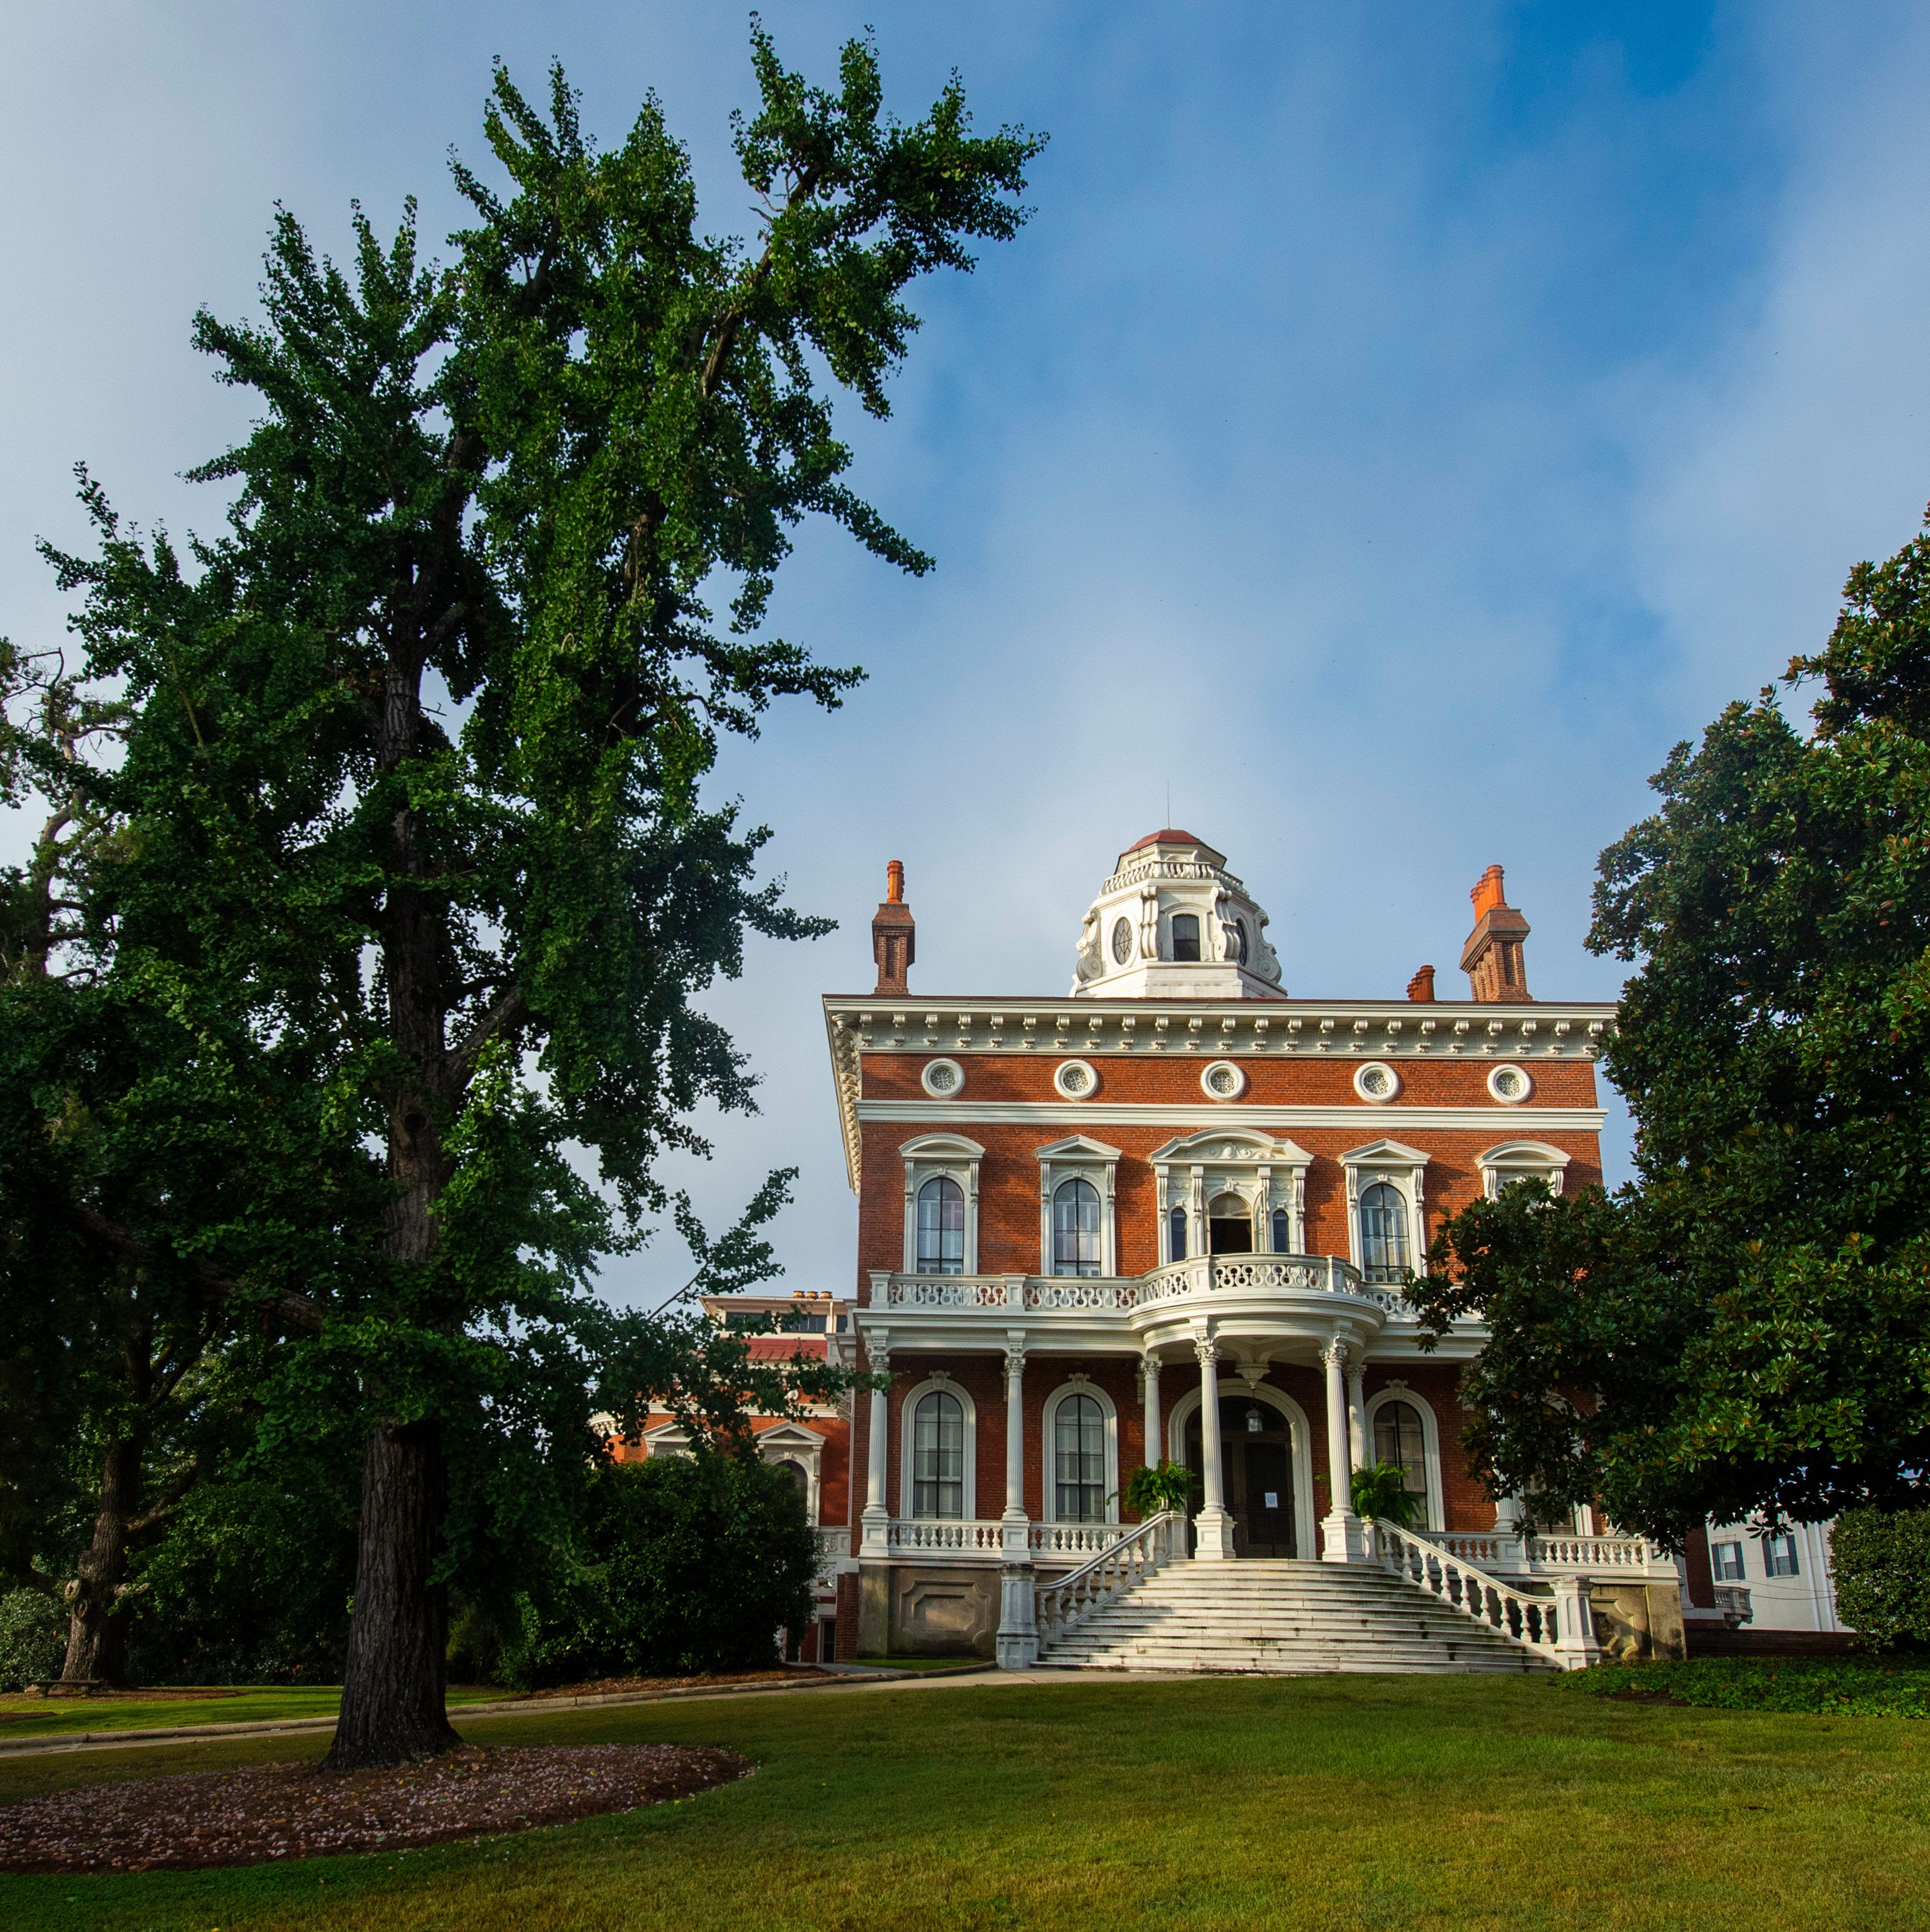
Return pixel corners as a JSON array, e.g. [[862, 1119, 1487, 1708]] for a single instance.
[[1406, 964, 1436, 1002], [871, 859, 915, 997], [1459, 864, 1531, 1002]]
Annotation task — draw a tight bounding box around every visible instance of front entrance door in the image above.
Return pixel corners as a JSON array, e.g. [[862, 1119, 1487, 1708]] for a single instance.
[[1185, 1396, 1297, 1557]]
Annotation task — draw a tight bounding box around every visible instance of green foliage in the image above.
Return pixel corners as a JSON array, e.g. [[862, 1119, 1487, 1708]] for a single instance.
[[1560, 1654, 1930, 1717], [491, 1452, 817, 1688], [1831, 1507, 1930, 1651], [1120, 1460, 1194, 1518], [1349, 1461, 1421, 1527], [0, 1588, 64, 1690], [1412, 508, 1930, 1541]]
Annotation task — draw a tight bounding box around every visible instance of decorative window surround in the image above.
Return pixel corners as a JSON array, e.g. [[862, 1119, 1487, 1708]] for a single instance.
[[1052, 1057, 1100, 1100], [1365, 1382, 1445, 1531], [1042, 1378, 1120, 1525], [899, 1373, 977, 1521], [1149, 1128, 1312, 1256], [754, 1421, 828, 1521], [1478, 1140, 1571, 1199], [1035, 1134, 1123, 1276], [1354, 1060, 1401, 1104], [920, 1057, 964, 1098], [1340, 1139, 1431, 1284], [1200, 1058, 1247, 1101], [900, 1133, 985, 1275], [1487, 1062, 1533, 1104]]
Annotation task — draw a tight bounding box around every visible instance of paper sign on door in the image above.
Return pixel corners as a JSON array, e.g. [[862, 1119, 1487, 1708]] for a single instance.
[[1263, 1492, 1279, 1509]]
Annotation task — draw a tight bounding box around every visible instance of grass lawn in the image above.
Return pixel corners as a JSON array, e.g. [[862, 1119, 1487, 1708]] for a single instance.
[[0, 1685, 500, 1741], [2, 1672, 1927, 1930]]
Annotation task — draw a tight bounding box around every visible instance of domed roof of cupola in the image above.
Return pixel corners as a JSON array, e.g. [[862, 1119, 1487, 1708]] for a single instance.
[[1071, 834, 1283, 999]]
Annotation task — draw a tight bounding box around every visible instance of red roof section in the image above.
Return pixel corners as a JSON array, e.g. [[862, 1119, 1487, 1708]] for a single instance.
[[743, 1334, 828, 1362], [1122, 828, 1207, 854]]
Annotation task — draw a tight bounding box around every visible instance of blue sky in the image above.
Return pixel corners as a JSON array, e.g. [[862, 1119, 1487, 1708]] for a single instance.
[[5, 2, 1929, 1301]]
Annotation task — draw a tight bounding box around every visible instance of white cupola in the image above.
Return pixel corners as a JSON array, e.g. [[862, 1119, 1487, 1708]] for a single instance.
[[1070, 831, 1284, 999]]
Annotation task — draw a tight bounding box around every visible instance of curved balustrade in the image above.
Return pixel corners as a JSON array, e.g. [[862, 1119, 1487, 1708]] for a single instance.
[[1035, 1513, 1183, 1644], [1373, 1521, 1597, 1667], [880, 1255, 1406, 1319]]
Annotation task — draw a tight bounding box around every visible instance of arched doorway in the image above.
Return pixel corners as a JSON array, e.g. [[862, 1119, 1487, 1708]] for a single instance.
[[1207, 1192, 1253, 1255], [1184, 1395, 1296, 1557]]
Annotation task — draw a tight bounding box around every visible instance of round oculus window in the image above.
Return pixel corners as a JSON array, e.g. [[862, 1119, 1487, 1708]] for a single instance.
[[1488, 1063, 1532, 1104], [920, 1057, 964, 1098], [1200, 1058, 1247, 1101], [1110, 916, 1135, 965], [1054, 1058, 1099, 1100], [1354, 1060, 1401, 1104]]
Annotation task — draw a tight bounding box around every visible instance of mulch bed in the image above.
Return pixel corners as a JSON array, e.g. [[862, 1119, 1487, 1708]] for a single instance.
[[516, 1667, 833, 1700], [0, 1743, 750, 1874]]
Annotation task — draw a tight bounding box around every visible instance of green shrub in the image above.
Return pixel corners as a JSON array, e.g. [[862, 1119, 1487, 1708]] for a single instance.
[[1120, 1460, 1194, 1518], [1560, 1655, 1930, 1717], [1831, 1507, 1930, 1650], [1350, 1461, 1421, 1527], [0, 1587, 66, 1690], [495, 1451, 817, 1690]]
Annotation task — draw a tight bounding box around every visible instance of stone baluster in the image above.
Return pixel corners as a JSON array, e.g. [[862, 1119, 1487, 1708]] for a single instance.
[[859, 1331, 891, 1560], [996, 1333, 1038, 1668], [1193, 1331, 1238, 1559], [1320, 1336, 1366, 1562]]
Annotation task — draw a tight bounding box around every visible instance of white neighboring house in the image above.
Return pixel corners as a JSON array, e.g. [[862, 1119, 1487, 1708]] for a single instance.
[[1685, 1519, 1840, 1634]]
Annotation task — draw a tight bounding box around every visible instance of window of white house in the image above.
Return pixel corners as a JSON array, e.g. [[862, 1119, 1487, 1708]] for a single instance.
[[911, 1389, 965, 1518], [1271, 1206, 1291, 1253], [1054, 1393, 1108, 1523], [1712, 1540, 1746, 1581], [916, 1176, 965, 1275], [1764, 1532, 1800, 1578], [775, 1459, 809, 1502], [1372, 1400, 1428, 1509], [1207, 1190, 1254, 1255], [1171, 912, 1201, 962], [1235, 918, 1250, 965], [1358, 1181, 1409, 1283], [1168, 1204, 1188, 1261], [1052, 1177, 1103, 1276]]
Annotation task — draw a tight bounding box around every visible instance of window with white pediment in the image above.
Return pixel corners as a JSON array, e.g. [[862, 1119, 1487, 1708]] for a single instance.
[[1478, 1141, 1571, 1201], [1035, 1136, 1121, 1277], [900, 1135, 983, 1276], [1150, 1131, 1311, 1266], [1340, 1140, 1430, 1287]]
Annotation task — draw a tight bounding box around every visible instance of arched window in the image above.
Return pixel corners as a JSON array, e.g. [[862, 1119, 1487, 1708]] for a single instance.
[[1270, 1206, 1291, 1254], [1236, 919, 1249, 965], [1168, 1204, 1188, 1261], [1372, 1400, 1428, 1512], [1051, 1177, 1102, 1277], [1170, 912, 1201, 962], [1358, 1181, 1409, 1283], [1054, 1393, 1107, 1523], [1208, 1191, 1253, 1255], [916, 1175, 965, 1275], [911, 1390, 965, 1518], [774, 1459, 810, 1504]]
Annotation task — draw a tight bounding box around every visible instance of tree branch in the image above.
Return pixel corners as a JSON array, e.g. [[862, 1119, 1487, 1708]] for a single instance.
[[452, 982, 530, 1087]]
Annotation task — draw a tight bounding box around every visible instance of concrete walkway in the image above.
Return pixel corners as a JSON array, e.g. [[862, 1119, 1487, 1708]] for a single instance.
[[0, 1663, 1126, 1761]]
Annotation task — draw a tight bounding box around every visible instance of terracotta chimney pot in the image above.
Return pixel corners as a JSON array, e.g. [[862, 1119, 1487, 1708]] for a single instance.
[[871, 860, 915, 996], [1406, 964, 1436, 1002]]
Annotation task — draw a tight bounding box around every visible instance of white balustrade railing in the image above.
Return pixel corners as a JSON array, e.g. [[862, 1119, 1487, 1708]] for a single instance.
[[1036, 1513, 1183, 1645], [1374, 1521, 1598, 1668], [1432, 1529, 1677, 1580], [814, 1527, 851, 1582], [881, 1255, 1405, 1318], [1713, 1584, 1754, 1625], [884, 1519, 1129, 1563]]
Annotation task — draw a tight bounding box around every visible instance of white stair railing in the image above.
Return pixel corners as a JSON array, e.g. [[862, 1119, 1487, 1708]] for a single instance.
[[1373, 1521, 1599, 1669], [1036, 1513, 1182, 1646]]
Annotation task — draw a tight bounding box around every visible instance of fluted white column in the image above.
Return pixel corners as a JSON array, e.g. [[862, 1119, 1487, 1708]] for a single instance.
[[859, 1333, 892, 1558], [1193, 1333, 1237, 1559], [1320, 1337, 1365, 1562], [1346, 1362, 1368, 1473], [996, 1333, 1037, 1668], [1142, 1352, 1163, 1472]]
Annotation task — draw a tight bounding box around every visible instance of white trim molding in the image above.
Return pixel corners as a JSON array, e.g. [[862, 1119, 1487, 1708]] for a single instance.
[[1478, 1139, 1571, 1199], [1364, 1382, 1445, 1531], [1149, 1127, 1313, 1260], [1041, 1377, 1120, 1526], [898, 1372, 977, 1521], [1340, 1138, 1431, 1284], [1035, 1133, 1123, 1277], [899, 1132, 985, 1275]]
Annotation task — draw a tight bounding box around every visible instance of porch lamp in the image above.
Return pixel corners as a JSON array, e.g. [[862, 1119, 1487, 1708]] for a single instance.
[[1245, 1406, 1263, 1433]]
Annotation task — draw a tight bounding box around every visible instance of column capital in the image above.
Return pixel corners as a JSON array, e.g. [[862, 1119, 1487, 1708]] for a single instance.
[[1193, 1336, 1220, 1368], [1002, 1331, 1028, 1376], [1142, 1351, 1163, 1384], [866, 1332, 893, 1375], [1319, 1335, 1350, 1371]]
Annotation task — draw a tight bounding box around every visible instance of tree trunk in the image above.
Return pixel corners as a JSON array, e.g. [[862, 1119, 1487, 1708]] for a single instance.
[[324, 1417, 459, 1768], [62, 1436, 141, 1686]]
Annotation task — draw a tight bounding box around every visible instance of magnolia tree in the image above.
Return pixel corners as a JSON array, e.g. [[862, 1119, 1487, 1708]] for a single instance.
[[1412, 509, 1930, 1545], [12, 31, 1042, 1762]]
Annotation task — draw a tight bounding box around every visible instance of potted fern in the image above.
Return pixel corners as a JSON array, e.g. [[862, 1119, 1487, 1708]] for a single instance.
[[1350, 1461, 1422, 1529]]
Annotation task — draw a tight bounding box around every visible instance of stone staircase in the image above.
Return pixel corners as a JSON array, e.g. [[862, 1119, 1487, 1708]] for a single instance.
[[1037, 1557, 1556, 1674]]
